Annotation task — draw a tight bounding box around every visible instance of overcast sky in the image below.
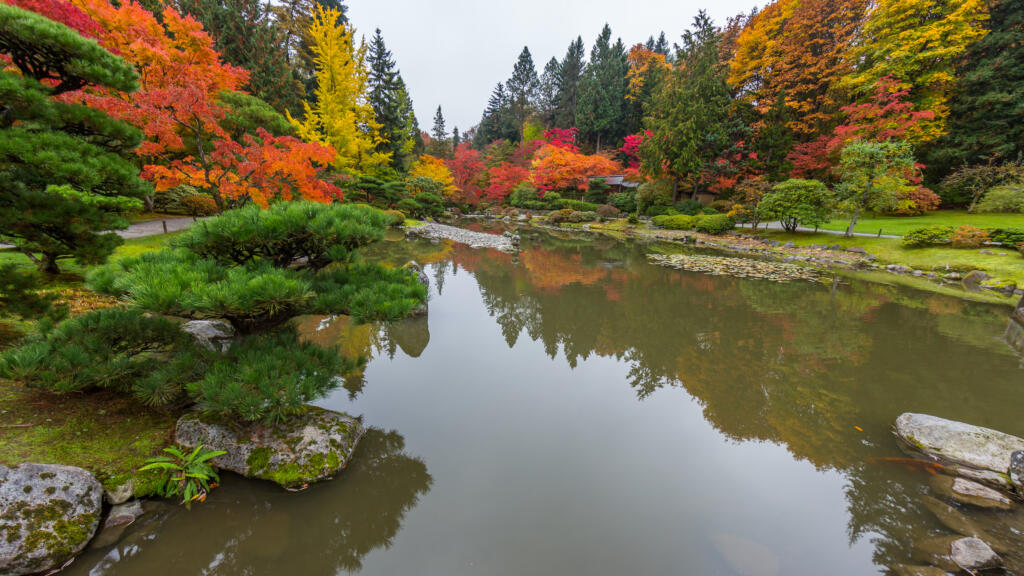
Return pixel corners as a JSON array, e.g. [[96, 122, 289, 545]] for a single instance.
[[347, 0, 764, 134]]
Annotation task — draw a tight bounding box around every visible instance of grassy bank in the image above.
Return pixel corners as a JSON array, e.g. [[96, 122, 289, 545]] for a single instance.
[[814, 210, 1024, 236]]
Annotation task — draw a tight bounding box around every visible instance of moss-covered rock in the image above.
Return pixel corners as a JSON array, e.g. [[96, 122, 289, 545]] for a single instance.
[[174, 407, 365, 489], [0, 463, 102, 575]]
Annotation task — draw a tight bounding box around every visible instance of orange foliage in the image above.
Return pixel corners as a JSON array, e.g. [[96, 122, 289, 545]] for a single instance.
[[530, 144, 622, 192]]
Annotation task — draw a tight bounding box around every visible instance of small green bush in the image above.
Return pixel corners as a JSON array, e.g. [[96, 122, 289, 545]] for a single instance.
[[757, 179, 835, 232], [608, 192, 636, 213], [988, 228, 1024, 246], [694, 214, 736, 235], [645, 204, 673, 217], [509, 183, 541, 207], [976, 184, 1024, 213], [902, 226, 955, 248], [583, 178, 610, 204], [627, 214, 639, 225], [675, 199, 704, 216], [568, 211, 597, 223], [636, 180, 673, 214], [383, 210, 406, 227], [549, 198, 599, 212], [651, 214, 696, 230]]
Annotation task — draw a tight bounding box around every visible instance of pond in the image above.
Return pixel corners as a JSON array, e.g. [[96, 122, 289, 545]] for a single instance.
[[67, 227, 1024, 575]]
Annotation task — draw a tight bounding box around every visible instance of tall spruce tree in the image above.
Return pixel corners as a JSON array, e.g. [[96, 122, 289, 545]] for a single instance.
[[940, 0, 1024, 170], [554, 36, 586, 128], [0, 4, 148, 273], [174, 0, 304, 115], [367, 28, 415, 169], [537, 57, 561, 127], [575, 24, 628, 151], [476, 82, 517, 145], [273, 0, 348, 101], [506, 47, 540, 140], [428, 105, 450, 157], [642, 11, 749, 201], [452, 126, 461, 149]]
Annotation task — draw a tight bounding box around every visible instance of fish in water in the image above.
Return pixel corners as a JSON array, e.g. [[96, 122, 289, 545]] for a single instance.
[[868, 457, 945, 475]]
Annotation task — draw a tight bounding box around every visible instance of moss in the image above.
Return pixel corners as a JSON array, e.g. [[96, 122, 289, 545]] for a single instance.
[[2, 499, 97, 567], [245, 447, 273, 475]]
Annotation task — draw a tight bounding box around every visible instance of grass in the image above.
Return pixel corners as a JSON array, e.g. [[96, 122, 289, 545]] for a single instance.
[[757, 230, 1024, 286], [0, 231, 182, 273], [815, 210, 1024, 236], [0, 378, 178, 496]]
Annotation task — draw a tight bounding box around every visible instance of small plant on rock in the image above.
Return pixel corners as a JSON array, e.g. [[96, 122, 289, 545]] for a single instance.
[[140, 444, 226, 508]]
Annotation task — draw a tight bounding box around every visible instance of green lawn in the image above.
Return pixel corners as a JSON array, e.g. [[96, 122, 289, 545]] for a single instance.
[[0, 231, 181, 273], [815, 210, 1024, 236], [758, 230, 1024, 287]]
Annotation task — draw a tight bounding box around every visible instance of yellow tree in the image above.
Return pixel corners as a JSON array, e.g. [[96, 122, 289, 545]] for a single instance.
[[408, 155, 457, 199], [844, 0, 988, 142], [289, 6, 390, 174]]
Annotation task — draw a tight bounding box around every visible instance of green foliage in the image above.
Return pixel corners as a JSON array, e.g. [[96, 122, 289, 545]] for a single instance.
[[938, 163, 1022, 210], [988, 228, 1024, 246], [547, 198, 600, 212], [608, 191, 636, 213], [902, 226, 955, 248], [173, 202, 390, 269], [627, 214, 640, 225], [139, 445, 225, 508], [576, 25, 628, 149], [217, 91, 295, 139], [0, 308, 197, 395], [694, 214, 736, 235], [651, 214, 697, 230], [509, 183, 542, 207], [0, 264, 64, 321], [636, 179, 674, 213], [675, 199, 704, 216], [187, 331, 352, 425], [835, 140, 917, 236], [583, 178, 611, 203], [976, 184, 1024, 214], [0, 7, 147, 273], [309, 262, 428, 322], [758, 179, 836, 232]]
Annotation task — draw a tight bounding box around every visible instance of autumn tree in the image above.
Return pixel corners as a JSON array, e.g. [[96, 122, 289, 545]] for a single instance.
[[941, 0, 1024, 169], [749, 91, 794, 182], [484, 163, 530, 202], [408, 154, 456, 199], [447, 142, 486, 203], [290, 5, 389, 174], [576, 24, 627, 151], [272, 0, 347, 100], [0, 3, 147, 273], [729, 0, 869, 139], [844, 0, 988, 142], [643, 11, 749, 201], [624, 44, 670, 135], [554, 36, 586, 129], [531, 145, 621, 193]]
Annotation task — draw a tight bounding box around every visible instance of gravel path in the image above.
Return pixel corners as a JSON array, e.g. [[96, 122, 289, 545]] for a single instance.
[[0, 217, 198, 249], [406, 222, 517, 252], [737, 222, 902, 239]]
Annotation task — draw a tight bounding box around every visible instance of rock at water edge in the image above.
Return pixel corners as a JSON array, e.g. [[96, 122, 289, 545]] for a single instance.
[[894, 413, 1024, 477], [175, 407, 365, 489], [0, 463, 103, 575]]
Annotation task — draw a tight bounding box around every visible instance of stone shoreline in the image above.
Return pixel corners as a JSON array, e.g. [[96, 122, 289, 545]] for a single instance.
[[404, 222, 518, 252]]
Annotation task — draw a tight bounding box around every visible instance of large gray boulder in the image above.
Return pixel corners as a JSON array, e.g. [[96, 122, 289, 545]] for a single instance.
[[894, 413, 1024, 486], [181, 319, 235, 352], [0, 463, 103, 575], [175, 407, 365, 490]]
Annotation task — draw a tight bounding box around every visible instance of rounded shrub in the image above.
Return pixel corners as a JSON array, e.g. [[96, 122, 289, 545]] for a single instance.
[[694, 214, 736, 235], [651, 214, 696, 230], [902, 226, 955, 248]]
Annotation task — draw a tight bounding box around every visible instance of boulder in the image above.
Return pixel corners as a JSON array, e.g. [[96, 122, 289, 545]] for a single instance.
[[962, 270, 989, 292], [403, 261, 429, 289], [846, 246, 867, 254], [915, 535, 1000, 572], [182, 319, 235, 353], [1010, 450, 1024, 494], [894, 413, 1024, 482], [89, 500, 145, 550], [103, 479, 134, 505], [929, 475, 1013, 510], [175, 407, 365, 490], [0, 463, 103, 575]]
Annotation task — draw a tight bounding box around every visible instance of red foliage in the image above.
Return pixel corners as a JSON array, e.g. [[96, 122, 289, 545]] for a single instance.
[[531, 144, 622, 192], [619, 130, 651, 170], [3, 0, 103, 40], [447, 143, 486, 204], [894, 187, 941, 216], [484, 162, 530, 201], [543, 127, 579, 152]]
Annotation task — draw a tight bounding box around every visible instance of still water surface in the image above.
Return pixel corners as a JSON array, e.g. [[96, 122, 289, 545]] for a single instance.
[[68, 228, 1024, 575]]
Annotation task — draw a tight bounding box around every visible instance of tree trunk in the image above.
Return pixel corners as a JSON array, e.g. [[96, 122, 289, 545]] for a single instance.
[[671, 179, 679, 204], [845, 207, 861, 238], [40, 253, 61, 275], [595, 133, 601, 154]]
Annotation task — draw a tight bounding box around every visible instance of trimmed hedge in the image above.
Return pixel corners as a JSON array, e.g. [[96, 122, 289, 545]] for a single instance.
[[694, 214, 736, 235]]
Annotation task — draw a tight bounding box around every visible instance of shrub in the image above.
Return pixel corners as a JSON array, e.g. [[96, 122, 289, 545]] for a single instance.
[[595, 204, 621, 219], [583, 178, 610, 204], [627, 214, 639, 225], [976, 184, 1024, 214], [608, 191, 636, 213], [395, 198, 421, 217], [509, 183, 541, 207], [568, 211, 597, 223], [173, 202, 391, 269], [757, 179, 836, 232], [636, 180, 673, 213], [950, 225, 990, 248], [383, 210, 406, 227], [902, 226, 955, 247], [694, 214, 736, 235], [675, 199, 704, 216], [187, 331, 356, 425], [645, 204, 673, 217], [651, 214, 696, 230], [1018, 242, 1024, 258], [893, 187, 941, 216], [0, 308, 200, 395], [309, 263, 428, 322], [988, 228, 1024, 246], [549, 198, 599, 212], [411, 192, 445, 217], [181, 195, 219, 217], [708, 199, 733, 214], [548, 208, 574, 224], [518, 200, 548, 211]]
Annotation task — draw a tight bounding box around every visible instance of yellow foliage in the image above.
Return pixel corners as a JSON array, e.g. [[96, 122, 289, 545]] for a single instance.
[[288, 6, 390, 174], [408, 155, 457, 198]]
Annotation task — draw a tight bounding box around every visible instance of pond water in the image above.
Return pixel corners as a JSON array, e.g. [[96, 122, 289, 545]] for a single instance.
[[67, 227, 1024, 576]]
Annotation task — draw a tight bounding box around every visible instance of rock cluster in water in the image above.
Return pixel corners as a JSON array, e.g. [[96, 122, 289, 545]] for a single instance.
[[891, 413, 1024, 574], [405, 222, 517, 252], [647, 253, 821, 283]]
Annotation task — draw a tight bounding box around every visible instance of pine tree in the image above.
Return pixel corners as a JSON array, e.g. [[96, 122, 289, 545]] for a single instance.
[[367, 28, 415, 169], [537, 57, 561, 127], [0, 3, 148, 273], [940, 0, 1024, 169], [273, 0, 348, 102], [174, 0, 304, 116], [554, 36, 586, 128], [506, 47, 540, 140], [428, 105, 450, 158], [452, 126, 461, 149], [643, 11, 749, 201], [576, 24, 628, 151], [751, 91, 795, 182], [476, 82, 517, 146]]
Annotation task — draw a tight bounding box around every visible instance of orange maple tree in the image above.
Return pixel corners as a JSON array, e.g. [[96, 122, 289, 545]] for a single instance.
[[530, 145, 622, 192]]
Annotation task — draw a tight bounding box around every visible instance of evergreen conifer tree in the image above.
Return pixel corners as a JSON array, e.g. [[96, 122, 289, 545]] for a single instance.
[[554, 36, 586, 128], [576, 24, 628, 151], [506, 47, 540, 140]]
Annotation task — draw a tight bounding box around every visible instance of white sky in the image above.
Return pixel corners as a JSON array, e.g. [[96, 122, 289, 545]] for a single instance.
[[347, 0, 764, 133]]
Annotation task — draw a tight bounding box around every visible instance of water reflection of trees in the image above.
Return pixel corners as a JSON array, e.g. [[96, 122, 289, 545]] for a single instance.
[[440, 234, 1020, 571], [77, 428, 431, 576]]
